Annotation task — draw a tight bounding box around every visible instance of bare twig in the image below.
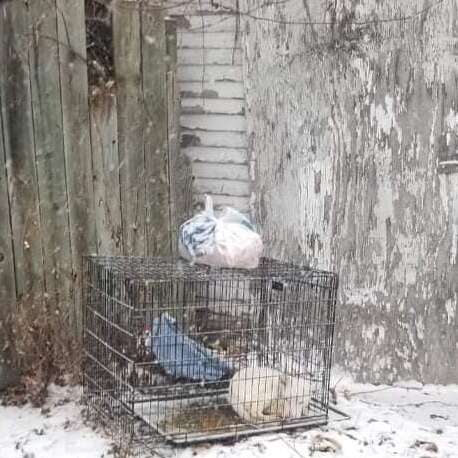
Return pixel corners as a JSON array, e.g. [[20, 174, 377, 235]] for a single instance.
[[23, 32, 88, 65], [233, 0, 446, 27], [359, 398, 458, 409], [301, 0, 318, 42]]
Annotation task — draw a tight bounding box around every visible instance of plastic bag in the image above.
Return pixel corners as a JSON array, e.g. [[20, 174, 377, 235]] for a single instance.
[[179, 196, 263, 269]]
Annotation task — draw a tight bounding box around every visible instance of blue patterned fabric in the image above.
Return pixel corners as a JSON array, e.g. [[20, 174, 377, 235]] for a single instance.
[[151, 314, 233, 381], [178, 201, 257, 263], [179, 213, 217, 260]]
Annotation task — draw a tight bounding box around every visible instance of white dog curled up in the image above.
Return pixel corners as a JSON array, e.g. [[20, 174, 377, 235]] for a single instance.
[[228, 366, 311, 423]]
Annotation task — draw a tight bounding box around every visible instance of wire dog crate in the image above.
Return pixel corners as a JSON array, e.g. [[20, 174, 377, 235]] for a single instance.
[[82, 256, 338, 445]]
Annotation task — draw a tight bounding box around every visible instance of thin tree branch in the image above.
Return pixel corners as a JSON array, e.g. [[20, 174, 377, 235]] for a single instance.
[[301, 0, 318, 42]]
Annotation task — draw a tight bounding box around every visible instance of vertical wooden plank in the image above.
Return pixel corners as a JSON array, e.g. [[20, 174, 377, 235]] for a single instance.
[[56, 0, 96, 329], [90, 93, 123, 255], [113, 0, 146, 256], [166, 19, 193, 254], [0, 1, 44, 300], [28, 1, 73, 306], [0, 94, 16, 310], [0, 20, 16, 378], [141, 4, 171, 256]]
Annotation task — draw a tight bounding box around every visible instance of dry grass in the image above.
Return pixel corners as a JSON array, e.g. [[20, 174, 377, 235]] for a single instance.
[[0, 295, 82, 407], [161, 404, 243, 434]]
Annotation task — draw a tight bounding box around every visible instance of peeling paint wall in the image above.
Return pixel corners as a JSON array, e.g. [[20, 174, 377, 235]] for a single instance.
[[242, 0, 458, 383]]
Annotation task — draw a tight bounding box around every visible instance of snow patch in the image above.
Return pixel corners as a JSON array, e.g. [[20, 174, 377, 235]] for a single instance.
[[0, 385, 111, 458], [1, 376, 458, 458]]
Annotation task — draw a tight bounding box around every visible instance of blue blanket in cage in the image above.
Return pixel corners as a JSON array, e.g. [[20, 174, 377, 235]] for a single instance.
[[151, 314, 233, 381]]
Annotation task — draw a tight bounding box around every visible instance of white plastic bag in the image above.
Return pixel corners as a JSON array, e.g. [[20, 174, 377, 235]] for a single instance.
[[179, 196, 263, 269]]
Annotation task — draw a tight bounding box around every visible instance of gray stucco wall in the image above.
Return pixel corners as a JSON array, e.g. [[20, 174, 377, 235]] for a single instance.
[[242, 0, 458, 383]]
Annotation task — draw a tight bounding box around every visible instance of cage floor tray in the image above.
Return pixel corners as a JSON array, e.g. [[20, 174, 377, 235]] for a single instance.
[[133, 394, 330, 444]]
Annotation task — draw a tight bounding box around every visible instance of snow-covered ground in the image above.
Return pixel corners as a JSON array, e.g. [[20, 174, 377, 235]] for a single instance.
[[1, 373, 457, 458], [0, 384, 111, 458]]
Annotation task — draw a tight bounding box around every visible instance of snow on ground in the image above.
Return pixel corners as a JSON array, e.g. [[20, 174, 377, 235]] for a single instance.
[[0, 385, 111, 458], [1, 373, 458, 458]]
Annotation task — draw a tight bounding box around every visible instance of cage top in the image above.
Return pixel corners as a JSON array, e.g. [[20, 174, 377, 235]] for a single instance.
[[84, 256, 337, 285]]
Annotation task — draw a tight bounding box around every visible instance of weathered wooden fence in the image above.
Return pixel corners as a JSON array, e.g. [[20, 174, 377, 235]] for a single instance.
[[0, 0, 192, 326]]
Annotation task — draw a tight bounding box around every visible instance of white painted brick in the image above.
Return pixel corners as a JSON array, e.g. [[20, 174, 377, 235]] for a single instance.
[[195, 194, 250, 211], [181, 97, 244, 115], [181, 129, 247, 148], [181, 114, 246, 131], [177, 64, 243, 82], [180, 81, 244, 99], [174, 1, 250, 209], [193, 162, 249, 180], [178, 32, 239, 49], [167, 0, 238, 15], [175, 15, 237, 33], [178, 48, 242, 65], [184, 147, 247, 164], [194, 178, 250, 196]]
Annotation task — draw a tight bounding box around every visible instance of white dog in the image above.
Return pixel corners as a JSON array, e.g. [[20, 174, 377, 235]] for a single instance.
[[228, 366, 311, 423]]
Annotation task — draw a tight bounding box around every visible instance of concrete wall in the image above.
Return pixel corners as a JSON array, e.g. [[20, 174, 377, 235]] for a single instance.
[[241, 0, 458, 383]]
